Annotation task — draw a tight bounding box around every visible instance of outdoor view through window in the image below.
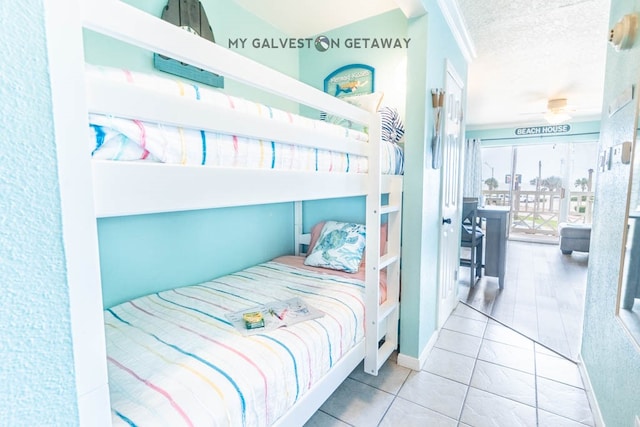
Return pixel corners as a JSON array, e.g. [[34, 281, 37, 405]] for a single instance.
[[481, 142, 598, 243]]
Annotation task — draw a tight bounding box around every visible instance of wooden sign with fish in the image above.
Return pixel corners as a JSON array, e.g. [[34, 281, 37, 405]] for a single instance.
[[323, 64, 375, 99]]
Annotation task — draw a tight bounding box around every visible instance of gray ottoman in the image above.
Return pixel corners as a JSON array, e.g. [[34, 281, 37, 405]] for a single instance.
[[559, 223, 591, 254]]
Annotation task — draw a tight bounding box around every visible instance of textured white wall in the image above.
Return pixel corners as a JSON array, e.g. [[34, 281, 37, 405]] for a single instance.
[[580, 0, 640, 425], [0, 0, 79, 424]]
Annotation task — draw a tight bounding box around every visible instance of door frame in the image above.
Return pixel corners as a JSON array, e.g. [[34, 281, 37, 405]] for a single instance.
[[436, 59, 466, 328]]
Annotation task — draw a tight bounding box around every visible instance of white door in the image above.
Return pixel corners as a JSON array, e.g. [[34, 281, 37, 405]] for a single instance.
[[437, 61, 465, 328]]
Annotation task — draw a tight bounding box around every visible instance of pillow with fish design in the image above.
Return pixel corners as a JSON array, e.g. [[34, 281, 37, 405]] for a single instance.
[[304, 221, 366, 273]]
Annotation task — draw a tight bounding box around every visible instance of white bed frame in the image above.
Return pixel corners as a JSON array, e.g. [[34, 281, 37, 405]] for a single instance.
[[61, 0, 402, 425]]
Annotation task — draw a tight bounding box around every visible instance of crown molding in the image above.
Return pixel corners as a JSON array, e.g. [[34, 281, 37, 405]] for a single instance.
[[394, 0, 427, 19], [436, 0, 476, 63]]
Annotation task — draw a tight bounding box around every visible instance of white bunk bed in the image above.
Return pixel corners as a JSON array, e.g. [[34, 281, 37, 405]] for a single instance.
[[78, 1, 403, 425]]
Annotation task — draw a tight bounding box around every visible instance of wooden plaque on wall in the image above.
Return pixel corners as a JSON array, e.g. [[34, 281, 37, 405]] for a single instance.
[[153, 0, 224, 88]]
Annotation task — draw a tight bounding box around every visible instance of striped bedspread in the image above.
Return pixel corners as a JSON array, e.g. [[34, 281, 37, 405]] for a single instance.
[[87, 65, 404, 174], [105, 260, 366, 426]]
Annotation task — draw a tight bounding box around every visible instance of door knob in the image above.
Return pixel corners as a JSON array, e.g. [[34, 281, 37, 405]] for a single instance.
[[442, 217, 452, 224]]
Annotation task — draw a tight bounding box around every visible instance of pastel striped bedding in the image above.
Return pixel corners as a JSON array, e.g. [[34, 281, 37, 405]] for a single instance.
[[105, 258, 367, 427], [86, 65, 404, 174]]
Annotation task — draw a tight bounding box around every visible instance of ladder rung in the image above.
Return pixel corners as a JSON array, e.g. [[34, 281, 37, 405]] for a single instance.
[[299, 234, 311, 245], [378, 301, 398, 322], [379, 253, 399, 269], [381, 204, 400, 215], [376, 340, 396, 370]]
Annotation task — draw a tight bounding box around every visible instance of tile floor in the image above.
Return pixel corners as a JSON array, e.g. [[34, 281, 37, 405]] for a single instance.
[[459, 240, 589, 360], [305, 303, 596, 427]]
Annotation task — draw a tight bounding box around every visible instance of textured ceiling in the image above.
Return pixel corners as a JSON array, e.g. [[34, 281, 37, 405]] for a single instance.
[[232, 0, 399, 38], [233, 0, 611, 128], [458, 0, 611, 128]]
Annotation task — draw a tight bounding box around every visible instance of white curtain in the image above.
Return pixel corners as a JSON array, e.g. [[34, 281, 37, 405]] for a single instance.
[[463, 138, 483, 200]]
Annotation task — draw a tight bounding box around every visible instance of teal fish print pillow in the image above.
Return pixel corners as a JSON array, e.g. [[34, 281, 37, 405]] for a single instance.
[[304, 221, 366, 273]]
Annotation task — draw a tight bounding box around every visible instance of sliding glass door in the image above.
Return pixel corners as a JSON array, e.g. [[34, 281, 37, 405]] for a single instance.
[[481, 141, 598, 242]]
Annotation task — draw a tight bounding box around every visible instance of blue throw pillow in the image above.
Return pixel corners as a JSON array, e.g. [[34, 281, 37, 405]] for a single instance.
[[304, 221, 366, 273]]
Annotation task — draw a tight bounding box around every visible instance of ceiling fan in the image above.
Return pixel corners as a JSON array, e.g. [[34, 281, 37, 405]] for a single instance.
[[543, 98, 574, 124], [519, 97, 577, 124]]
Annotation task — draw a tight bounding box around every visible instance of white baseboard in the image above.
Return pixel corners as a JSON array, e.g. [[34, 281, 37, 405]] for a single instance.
[[397, 329, 439, 371], [577, 354, 606, 427]]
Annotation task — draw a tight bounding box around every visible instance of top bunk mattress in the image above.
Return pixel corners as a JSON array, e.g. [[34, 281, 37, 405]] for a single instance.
[[86, 65, 404, 175]]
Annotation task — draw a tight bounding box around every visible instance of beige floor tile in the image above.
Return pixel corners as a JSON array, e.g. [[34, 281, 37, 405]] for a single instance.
[[484, 321, 535, 351], [304, 410, 350, 427], [478, 339, 535, 374], [348, 356, 411, 395], [435, 328, 483, 358], [538, 408, 593, 426], [535, 352, 584, 389], [398, 370, 468, 419], [460, 387, 537, 427], [379, 397, 457, 427], [470, 360, 536, 407], [537, 377, 594, 426], [442, 314, 488, 338], [454, 303, 490, 322], [422, 347, 476, 385], [319, 378, 394, 426]]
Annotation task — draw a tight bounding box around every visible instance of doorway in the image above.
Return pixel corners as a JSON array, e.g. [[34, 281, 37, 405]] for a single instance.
[[481, 141, 597, 243], [437, 61, 465, 328], [460, 140, 598, 359]]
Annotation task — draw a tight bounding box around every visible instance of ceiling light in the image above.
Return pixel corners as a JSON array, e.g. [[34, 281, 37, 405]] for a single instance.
[[544, 98, 572, 124]]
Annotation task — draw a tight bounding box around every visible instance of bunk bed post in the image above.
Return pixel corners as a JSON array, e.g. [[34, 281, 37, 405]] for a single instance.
[[383, 177, 403, 360], [79, 0, 404, 421], [364, 113, 383, 375], [294, 201, 303, 256], [364, 113, 403, 376], [44, 0, 111, 422]]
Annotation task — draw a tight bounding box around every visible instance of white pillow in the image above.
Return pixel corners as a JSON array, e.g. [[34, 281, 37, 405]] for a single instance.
[[322, 92, 384, 130], [343, 92, 384, 113]]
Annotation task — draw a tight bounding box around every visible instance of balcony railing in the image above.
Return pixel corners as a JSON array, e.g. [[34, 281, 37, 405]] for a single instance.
[[482, 190, 594, 238]]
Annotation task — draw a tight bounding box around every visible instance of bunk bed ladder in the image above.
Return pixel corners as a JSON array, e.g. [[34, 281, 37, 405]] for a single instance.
[[364, 116, 402, 376], [292, 115, 402, 377]]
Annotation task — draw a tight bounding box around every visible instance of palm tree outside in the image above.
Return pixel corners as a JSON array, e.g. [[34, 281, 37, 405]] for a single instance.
[[574, 177, 589, 191], [484, 177, 499, 191], [480, 142, 598, 239]]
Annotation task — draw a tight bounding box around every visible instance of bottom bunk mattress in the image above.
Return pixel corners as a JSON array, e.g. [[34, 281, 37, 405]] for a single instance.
[[105, 257, 372, 427]]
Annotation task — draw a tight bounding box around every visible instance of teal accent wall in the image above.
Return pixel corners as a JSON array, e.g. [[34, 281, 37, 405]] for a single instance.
[[298, 10, 444, 357], [90, 4, 417, 309], [298, 3, 468, 361], [400, 13, 430, 359], [468, 120, 601, 147], [297, 8, 408, 232], [580, 1, 640, 425], [298, 9, 409, 117], [83, 0, 300, 112], [99, 204, 294, 308], [303, 197, 366, 230], [86, 0, 305, 307], [0, 0, 79, 424], [398, 2, 468, 360]]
